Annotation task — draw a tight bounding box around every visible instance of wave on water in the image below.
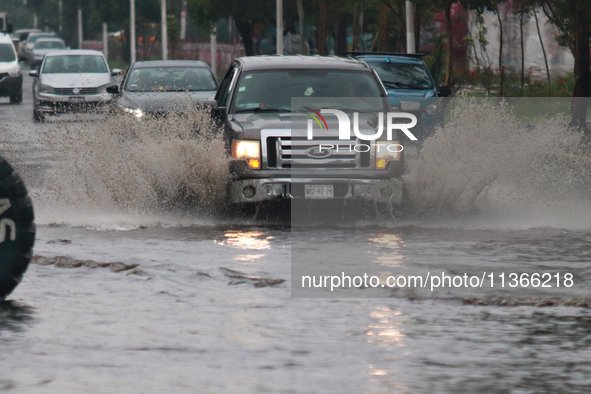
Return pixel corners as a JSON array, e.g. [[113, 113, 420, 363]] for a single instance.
[[403, 98, 591, 230]]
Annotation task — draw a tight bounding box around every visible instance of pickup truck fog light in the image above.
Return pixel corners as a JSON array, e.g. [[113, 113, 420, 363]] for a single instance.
[[243, 186, 256, 199], [248, 159, 260, 169], [381, 186, 393, 198], [354, 184, 373, 197]]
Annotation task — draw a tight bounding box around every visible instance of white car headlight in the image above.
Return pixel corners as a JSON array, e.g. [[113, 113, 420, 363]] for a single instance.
[[97, 84, 110, 93], [232, 140, 261, 169], [423, 102, 442, 116], [119, 105, 144, 118], [39, 84, 54, 93], [8, 68, 21, 77]]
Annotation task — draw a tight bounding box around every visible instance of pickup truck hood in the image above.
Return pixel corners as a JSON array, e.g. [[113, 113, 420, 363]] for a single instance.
[[118, 91, 216, 112]]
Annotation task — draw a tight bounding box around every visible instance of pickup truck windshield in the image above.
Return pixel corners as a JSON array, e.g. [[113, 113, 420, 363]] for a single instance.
[[233, 69, 383, 112], [370, 63, 434, 90]]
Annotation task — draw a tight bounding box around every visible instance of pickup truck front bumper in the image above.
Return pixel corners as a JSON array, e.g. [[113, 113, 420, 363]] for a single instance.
[[230, 177, 404, 204]]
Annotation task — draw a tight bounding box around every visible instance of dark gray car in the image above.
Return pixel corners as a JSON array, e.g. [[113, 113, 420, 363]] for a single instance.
[[109, 60, 218, 118]]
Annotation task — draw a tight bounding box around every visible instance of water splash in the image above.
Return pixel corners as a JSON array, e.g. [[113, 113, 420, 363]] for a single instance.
[[403, 98, 591, 229], [31, 106, 230, 228]]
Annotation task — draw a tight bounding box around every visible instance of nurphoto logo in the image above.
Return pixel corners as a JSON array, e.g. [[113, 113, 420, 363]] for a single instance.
[[304, 108, 418, 154]]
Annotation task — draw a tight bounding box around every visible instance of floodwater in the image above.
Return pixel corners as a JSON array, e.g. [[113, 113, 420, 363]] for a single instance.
[[1, 75, 591, 393]]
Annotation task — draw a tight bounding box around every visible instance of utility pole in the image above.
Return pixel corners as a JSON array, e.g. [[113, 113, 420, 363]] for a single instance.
[[180, 0, 187, 41], [130, 0, 136, 64], [103, 23, 108, 62], [276, 0, 283, 55], [405, 1, 415, 54], [58, 0, 63, 36], [77, 1, 83, 49], [161, 0, 168, 60], [210, 27, 217, 77]]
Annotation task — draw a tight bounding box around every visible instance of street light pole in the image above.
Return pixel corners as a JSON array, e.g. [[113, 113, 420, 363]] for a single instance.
[[210, 27, 217, 77], [161, 0, 168, 60], [77, 1, 83, 49], [58, 0, 63, 36], [405, 1, 415, 54], [103, 23, 108, 62], [276, 0, 283, 55], [130, 0, 136, 64]]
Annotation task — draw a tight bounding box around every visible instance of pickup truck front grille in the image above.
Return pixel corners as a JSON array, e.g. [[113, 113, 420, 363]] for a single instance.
[[262, 131, 371, 169]]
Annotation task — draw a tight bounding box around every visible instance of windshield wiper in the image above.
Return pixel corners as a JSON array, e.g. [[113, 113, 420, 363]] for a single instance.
[[236, 107, 291, 113], [382, 80, 424, 90]]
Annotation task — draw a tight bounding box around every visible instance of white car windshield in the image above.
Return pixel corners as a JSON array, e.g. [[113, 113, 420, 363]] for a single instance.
[[0, 44, 16, 62], [35, 41, 65, 50], [28, 34, 56, 44], [125, 67, 217, 92], [42, 55, 108, 74]]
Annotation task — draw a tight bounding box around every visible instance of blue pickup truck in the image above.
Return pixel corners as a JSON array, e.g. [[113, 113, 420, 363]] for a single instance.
[[348, 52, 451, 141]]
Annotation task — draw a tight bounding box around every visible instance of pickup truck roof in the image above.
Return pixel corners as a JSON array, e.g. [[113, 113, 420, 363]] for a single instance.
[[235, 55, 373, 72]]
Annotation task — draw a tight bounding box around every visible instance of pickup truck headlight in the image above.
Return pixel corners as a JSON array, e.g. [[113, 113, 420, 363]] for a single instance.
[[423, 102, 442, 116], [375, 141, 402, 169], [39, 84, 54, 93], [232, 140, 261, 169], [8, 68, 21, 77]]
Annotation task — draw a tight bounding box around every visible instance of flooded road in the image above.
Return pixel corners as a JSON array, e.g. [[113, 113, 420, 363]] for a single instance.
[[1, 75, 591, 393]]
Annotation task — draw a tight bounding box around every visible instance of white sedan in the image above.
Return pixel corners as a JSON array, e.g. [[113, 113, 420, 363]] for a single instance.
[[30, 49, 121, 122]]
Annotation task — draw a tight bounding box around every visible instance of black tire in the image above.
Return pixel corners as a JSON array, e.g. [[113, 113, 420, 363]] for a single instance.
[[0, 155, 35, 301], [33, 110, 45, 123]]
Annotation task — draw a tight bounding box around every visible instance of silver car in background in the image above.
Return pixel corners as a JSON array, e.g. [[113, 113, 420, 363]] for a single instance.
[[21, 31, 56, 63], [30, 49, 121, 122], [29, 38, 66, 68]]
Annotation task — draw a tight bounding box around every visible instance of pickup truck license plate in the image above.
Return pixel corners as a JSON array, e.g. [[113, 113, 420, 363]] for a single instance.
[[69, 97, 85, 104], [305, 185, 333, 199]]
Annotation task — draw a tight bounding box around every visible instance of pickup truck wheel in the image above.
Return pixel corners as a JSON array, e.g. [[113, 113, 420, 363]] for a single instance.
[[33, 110, 45, 123], [0, 155, 35, 301]]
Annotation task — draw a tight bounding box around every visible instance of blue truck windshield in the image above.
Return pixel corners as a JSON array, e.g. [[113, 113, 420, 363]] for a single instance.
[[370, 63, 434, 90]]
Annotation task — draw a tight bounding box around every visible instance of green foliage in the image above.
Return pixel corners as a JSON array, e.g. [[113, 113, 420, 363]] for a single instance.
[[167, 14, 181, 43]]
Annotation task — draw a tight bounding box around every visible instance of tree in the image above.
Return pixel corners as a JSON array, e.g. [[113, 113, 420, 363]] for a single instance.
[[187, 0, 276, 55], [542, 0, 591, 131]]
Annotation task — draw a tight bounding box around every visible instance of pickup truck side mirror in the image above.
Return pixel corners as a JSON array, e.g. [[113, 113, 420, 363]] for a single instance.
[[106, 85, 119, 94], [29, 69, 38, 77], [438, 85, 452, 97], [211, 105, 224, 120], [111, 68, 122, 76]]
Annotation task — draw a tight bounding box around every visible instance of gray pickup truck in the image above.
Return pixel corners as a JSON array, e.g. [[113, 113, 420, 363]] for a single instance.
[[212, 56, 412, 206]]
